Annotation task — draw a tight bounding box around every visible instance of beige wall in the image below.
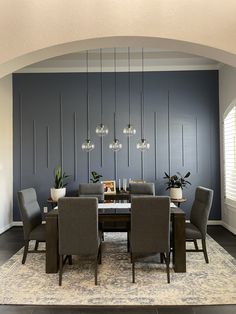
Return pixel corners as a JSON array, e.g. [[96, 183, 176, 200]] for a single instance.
[[219, 65, 236, 233], [0, 74, 13, 233], [1, 0, 236, 77]]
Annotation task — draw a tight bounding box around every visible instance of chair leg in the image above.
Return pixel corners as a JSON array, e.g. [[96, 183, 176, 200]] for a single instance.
[[132, 256, 135, 283], [68, 255, 72, 265], [98, 245, 102, 264], [202, 238, 209, 263], [95, 259, 98, 285], [59, 255, 63, 286], [193, 239, 199, 250], [165, 252, 170, 284], [127, 232, 130, 252], [22, 240, 29, 264], [160, 253, 164, 263], [34, 240, 39, 251]]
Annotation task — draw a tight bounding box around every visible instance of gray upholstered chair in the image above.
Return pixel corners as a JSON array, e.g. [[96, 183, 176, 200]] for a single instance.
[[130, 196, 171, 283], [78, 183, 104, 202], [17, 188, 46, 264], [58, 197, 101, 286], [129, 182, 155, 201], [185, 186, 214, 263]]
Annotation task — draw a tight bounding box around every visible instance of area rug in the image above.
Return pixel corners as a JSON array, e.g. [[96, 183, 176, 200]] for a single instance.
[[0, 233, 236, 306]]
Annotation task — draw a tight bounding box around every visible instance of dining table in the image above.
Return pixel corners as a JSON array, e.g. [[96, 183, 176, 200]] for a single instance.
[[45, 202, 186, 273]]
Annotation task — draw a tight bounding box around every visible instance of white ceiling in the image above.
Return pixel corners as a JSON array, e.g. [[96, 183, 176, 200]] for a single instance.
[[17, 48, 220, 73]]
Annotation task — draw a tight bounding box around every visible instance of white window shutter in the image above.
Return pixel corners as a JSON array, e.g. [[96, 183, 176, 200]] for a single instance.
[[224, 106, 236, 202]]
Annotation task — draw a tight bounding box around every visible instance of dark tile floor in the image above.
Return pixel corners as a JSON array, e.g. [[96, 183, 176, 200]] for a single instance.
[[0, 226, 235, 313]]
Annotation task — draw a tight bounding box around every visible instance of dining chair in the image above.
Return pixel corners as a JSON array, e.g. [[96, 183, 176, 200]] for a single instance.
[[130, 196, 171, 283], [78, 183, 104, 202], [129, 182, 155, 201], [185, 186, 214, 263], [17, 188, 46, 264], [58, 197, 101, 286]]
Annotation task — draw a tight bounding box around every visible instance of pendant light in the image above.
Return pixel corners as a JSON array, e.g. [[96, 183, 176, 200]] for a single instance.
[[137, 48, 150, 151], [109, 48, 122, 152], [123, 47, 136, 136], [95, 49, 109, 136], [82, 51, 95, 152]]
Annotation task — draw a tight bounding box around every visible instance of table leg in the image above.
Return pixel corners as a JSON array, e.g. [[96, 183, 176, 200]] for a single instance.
[[172, 212, 186, 272], [46, 214, 59, 273]]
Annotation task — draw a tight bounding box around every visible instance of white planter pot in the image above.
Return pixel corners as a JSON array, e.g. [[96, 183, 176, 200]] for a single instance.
[[170, 188, 182, 200], [50, 187, 66, 202]]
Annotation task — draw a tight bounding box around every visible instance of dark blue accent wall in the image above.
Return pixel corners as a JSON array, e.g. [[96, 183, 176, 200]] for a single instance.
[[13, 71, 220, 220]]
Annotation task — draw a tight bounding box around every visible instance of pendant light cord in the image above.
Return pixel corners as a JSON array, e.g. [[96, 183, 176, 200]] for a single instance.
[[86, 50, 90, 140], [100, 48, 103, 125], [142, 48, 145, 139], [114, 48, 117, 139], [128, 47, 131, 125]]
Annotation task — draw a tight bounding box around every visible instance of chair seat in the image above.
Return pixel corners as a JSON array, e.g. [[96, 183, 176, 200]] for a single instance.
[[185, 222, 202, 239], [29, 223, 46, 241]]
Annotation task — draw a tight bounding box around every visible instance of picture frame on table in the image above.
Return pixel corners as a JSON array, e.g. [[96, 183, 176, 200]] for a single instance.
[[102, 180, 116, 194]]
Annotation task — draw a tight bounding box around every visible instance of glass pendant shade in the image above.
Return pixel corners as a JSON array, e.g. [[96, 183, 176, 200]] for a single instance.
[[137, 138, 150, 151], [109, 139, 122, 152], [81, 139, 95, 152], [123, 124, 136, 136], [95, 123, 109, 136]]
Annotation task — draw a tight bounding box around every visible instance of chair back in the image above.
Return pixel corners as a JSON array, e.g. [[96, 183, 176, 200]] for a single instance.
[[58, 197, 99, 256], [190, 186, 214, 237], [131, 196, 170, 254], [78, 183, 104, 202], [17, 188, 42, 239], [129, 183, 155, 199]]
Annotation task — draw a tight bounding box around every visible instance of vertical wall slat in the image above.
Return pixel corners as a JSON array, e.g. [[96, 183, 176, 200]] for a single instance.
[[196, 117, 199, 173], [167, 90, 171, 175], [74, 112, 77, 181], [87, 152, 90, 183], [60, 94, 64, 171], [128, 137, 130, 167], [46, 126, 50, 168], [141, 152, 144, 180], [19, 93, 22, 188], [33, 120, 36, 174], [100, 137, 103, 168], [182, 124, 184, 167], [154, 112, 157, 180]]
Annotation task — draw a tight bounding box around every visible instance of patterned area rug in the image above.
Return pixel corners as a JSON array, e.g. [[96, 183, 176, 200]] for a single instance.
[[0, 232, 236, 306]]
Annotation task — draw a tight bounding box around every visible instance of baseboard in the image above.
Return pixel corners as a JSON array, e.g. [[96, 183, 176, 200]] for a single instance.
[[222, 221, 236, 235], [208, 220, 222, 225], [12, 221, 23, 227], [186, 220, 222, 225], [0, 222, 14, 234]]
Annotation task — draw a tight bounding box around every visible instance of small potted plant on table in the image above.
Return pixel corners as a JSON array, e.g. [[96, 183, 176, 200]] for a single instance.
[[163, 171, 191, 199]]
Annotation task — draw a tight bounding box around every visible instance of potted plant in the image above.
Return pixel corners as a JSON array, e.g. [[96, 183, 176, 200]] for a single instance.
[[90, 171, 103, 183], [163, 171, 191, 199], [50, 166, 70, 202]]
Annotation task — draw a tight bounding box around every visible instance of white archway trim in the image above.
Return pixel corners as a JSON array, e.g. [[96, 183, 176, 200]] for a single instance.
[[1, 36, 236, 78]]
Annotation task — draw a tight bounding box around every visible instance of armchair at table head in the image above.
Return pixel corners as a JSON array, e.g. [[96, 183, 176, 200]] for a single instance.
[[17, 187, 46, 264], [185, 186, 214, 263], [78, 183, 104, 202]]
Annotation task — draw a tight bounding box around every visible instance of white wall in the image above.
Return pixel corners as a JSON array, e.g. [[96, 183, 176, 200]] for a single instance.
[[1, 1, 236, 77], [0, 74, 13, 233], [219, 65, 236, 234]]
